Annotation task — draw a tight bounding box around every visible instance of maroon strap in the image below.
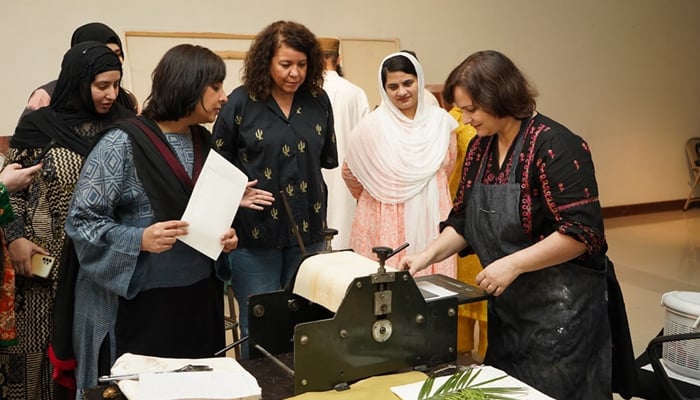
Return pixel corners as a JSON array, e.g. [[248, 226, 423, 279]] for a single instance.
[[191, 128, 204, 184], [130, 119, 204, 190]]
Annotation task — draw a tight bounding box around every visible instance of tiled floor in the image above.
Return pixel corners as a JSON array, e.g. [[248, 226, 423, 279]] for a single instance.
[[606, 209, 700, 356], [606, 208, 700, 399]]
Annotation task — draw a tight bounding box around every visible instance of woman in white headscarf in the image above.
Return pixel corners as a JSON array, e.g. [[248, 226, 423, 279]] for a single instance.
[[343, 52, 457, 276]]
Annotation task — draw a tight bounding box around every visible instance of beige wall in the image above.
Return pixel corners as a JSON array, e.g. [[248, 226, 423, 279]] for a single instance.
[[2, 0, 699, 207]]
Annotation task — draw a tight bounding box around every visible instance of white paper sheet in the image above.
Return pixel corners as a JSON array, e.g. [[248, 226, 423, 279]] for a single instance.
[[292, 251, 396, 313], [390, 365, 554, 400], [178, 151, 248, 260], [139, 371, 260, 400], [642, 361, 700, 386], [415, 281, 457, 301], [112, 353, 261, 400]]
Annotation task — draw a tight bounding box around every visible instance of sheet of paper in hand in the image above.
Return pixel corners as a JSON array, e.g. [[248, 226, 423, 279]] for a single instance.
[[178, 151, 248, 260]]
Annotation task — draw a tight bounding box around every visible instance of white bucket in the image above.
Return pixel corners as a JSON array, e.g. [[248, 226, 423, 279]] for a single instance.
[[661, 291, 700, 380]]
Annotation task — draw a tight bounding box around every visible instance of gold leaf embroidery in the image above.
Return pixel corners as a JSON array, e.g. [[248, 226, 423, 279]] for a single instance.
[[264, 168, 272, 180]]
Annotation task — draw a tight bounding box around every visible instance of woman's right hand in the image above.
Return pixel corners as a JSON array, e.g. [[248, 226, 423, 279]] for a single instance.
[[141, 220, 189, 253], [0, 163, 42, 192], [398, 227, 468, 276], [8, 237, 49, 277], [398, 252, 431, 276]]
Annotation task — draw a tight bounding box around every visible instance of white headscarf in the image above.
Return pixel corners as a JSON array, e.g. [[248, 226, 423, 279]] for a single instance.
[[345, 52, 457, 254]]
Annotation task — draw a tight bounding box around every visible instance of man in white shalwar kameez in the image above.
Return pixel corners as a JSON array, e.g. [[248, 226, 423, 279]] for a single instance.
[[319, 38, 371, 249]]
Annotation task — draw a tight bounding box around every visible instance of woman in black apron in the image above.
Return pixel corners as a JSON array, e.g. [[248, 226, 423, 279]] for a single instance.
[[400, 50, 636, 400]]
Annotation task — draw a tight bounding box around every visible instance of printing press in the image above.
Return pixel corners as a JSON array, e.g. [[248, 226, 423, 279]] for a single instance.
[[246, 245, 489, 395]]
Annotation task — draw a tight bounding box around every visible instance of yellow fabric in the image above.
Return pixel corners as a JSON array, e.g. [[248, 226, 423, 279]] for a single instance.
[[447, 106, 488, 359], [448, 107, 474, 198], [287, 371, 427, 399]]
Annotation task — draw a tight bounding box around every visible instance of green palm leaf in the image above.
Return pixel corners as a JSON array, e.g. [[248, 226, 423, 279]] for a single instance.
[[417, 367, 527, 400]]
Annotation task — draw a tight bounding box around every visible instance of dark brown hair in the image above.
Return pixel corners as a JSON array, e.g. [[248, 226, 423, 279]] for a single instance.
[[243, 20, 324, 100], [442, 50, 537, 119], [322, 51, 344, 77], [381, 54, 417, 87], [142, 44, 225, 121]]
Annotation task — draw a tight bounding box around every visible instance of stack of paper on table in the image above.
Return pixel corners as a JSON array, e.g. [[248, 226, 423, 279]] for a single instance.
[[111, 353, 261, 400]]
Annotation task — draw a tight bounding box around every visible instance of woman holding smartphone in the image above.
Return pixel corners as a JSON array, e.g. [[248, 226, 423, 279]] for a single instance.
[[0, 41, 134, 399]]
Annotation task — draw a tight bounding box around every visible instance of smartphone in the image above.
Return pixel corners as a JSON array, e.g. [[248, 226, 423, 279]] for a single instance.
[[31, 254, 56, 279], [24, 139, 55, 167]]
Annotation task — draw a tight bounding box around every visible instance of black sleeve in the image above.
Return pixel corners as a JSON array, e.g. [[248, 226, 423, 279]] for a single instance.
[[212, 89, 240, 164]]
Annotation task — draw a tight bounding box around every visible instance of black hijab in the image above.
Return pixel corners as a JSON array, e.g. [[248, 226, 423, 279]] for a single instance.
[[70, 22, 122, 51], [68, 23, 138, 113], [11, 41, 134, 156]]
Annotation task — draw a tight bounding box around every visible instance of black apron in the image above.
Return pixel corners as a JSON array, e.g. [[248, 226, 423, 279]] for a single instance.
[[462, 123, 612, 400]]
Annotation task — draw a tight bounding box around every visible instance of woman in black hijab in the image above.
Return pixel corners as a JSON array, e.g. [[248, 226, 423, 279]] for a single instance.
[[0, 41, 134, 400], [18, 22, 138, 120]]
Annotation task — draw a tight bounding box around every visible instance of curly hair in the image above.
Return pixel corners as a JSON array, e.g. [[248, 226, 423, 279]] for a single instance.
[[142, 44, 226, 121], [442, 50, 537, 119], [243, 20, 324, 100]]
